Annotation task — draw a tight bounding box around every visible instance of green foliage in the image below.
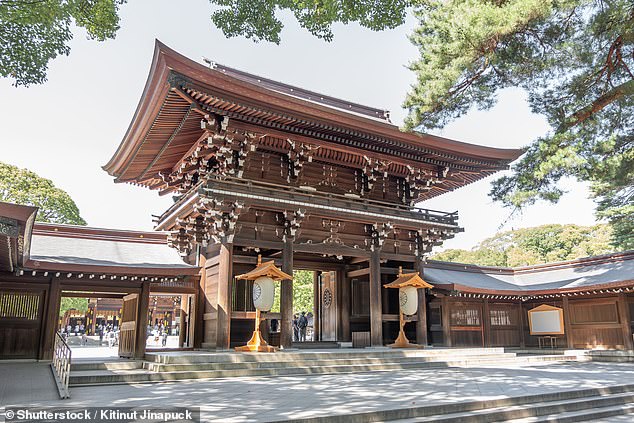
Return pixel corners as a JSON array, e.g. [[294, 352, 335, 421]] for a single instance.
[[270, 269, 314, 314], [404, 0, 633, 250], [0, 0, 126, 86], [431, 223, 615, 267], [59, 297, 88, 317], [209, 0, 411, 43], [0, 162, 86, 225]]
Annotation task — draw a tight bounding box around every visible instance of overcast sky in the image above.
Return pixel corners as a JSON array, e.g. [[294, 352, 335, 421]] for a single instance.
[[0, 1, 599, 250]]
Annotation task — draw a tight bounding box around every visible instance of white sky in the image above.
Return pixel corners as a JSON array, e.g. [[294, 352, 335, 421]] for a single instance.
[[0, 1, 599, 250]]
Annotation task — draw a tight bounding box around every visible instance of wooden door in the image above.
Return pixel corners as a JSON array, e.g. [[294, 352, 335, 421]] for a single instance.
[[319, 271, 337, 341], [118, 294, 139, 358], [0, 289, 45, 359]]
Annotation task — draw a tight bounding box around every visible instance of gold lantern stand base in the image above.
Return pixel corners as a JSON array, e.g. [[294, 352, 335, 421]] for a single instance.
[[235, 309, 277, 353], [388, 312, 421, 349]]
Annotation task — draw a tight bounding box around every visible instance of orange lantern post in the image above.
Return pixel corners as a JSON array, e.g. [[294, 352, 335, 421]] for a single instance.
[[234, 255, 292, 352], [383, 267, 434, 348]]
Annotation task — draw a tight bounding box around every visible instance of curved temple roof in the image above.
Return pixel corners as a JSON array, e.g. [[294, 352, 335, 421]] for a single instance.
[[424, 251, 634, 296], [104, 41, 523, 198], [25, 223, 199, 276]]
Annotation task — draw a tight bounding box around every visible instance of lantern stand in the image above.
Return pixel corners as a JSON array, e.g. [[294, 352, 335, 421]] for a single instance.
[[234, 255, 293, 353], [383, 266, 434, 349]]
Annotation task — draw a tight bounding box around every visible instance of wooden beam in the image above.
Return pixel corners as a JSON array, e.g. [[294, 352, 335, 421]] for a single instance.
[[482, 299, 491, 348], [216, 243, 233, 349], [280, 237, 294, 348], [313, 271, 320, 341], [441, 296, 452, 347], [416, 258, 428, 346], [562, 296, 574, 349], [338, 267, 351, 342], [369, 248, 382, 346], [617, 293, 633, 350], [518, 302, 526, 348], [134, 281, 150, 359], [40, 277, 60, 360]]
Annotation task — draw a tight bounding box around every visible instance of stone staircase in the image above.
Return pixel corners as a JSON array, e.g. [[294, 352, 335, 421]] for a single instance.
[[68, 348, 577, 387], [275, 384, 634, 423]]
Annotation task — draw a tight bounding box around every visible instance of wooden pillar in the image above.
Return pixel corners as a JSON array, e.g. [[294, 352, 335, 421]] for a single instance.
[[216, 242, 233, 350], [415, 258, 428, 346], [280, 237, 294, 348], [562, 296, 574, 349], [338, 267, 351, 342], [617, 293, 633, 350], [178, 295, 188, 347], [518, 302, 526, 348], [134, 280, 150, 359], [40, 277, 61, 360], [441, 296, 452, 347], [193, 248, 205, 348], [369, 248, 383, 346], [313, 271, 320, 342], [482, 299, 491, 347]]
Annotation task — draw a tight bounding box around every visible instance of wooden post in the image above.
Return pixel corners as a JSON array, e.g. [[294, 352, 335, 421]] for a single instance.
[[482, 299, 491, 347], [134, 280, 150, 359], [193, 247, 206, 348], [41, 277, 61, 360], [216, 242, 233, 350], [562, 296, 574, 349], [369, 248, 383, 346], [617, 293, 633, 350], [338, 267, 351, 342], [441, 296, 452, 347], [313, 271, 320, 342], [280, 237, 294, 348], [415, 258, 428, 346], [518, 302, 526, 348], [178, 295, 188, 347]]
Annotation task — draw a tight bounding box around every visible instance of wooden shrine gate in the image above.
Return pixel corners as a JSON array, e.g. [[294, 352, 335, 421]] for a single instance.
[[319, 271, 338, 341], [119, 294, 139, 358], [0, 288, 46, 359]]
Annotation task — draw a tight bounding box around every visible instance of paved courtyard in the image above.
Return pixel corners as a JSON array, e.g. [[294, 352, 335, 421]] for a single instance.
[[2, 361, 634, 422]]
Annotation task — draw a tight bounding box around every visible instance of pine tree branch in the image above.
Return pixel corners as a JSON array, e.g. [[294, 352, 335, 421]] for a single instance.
[[558, 79, 634, 132]]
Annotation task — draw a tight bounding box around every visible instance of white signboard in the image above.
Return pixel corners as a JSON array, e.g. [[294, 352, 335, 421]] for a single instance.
[[528, 305, 564, 335]]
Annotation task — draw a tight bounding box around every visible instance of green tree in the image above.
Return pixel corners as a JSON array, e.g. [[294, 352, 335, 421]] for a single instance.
[[403, 1, 633, 250], [209, 0, 411, 43], [0, 0, 126, 86], [270, 269, 314, 314], [59, 297, 88, 317], [0, 162, 87, 225], [431, 223, 615, 267]]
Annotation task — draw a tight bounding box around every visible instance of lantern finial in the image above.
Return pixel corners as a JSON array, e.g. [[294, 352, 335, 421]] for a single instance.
[[257, 254, 262, 265]]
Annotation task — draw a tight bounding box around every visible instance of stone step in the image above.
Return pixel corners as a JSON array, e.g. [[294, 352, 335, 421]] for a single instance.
[[71, 361, 143, 371], [507, 403, 634, 423], [144, 347, 508, 364], [405, 392, 634, 422], [275, 384, 634, 423], [292, 342, 340, 349], [68, 354, 575, 386], [143, 353, 519, 372]]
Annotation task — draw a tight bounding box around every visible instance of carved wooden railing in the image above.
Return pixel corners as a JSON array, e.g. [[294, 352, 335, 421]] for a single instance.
[[51, 332, 71, 399]]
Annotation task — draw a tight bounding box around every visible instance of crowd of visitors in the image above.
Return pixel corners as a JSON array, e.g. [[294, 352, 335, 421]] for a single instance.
[[59, 323, 119, 347]]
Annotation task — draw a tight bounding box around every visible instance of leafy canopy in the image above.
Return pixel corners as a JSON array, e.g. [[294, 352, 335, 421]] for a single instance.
[[207, 1, 633, 250], [0, 0, 126, 86], [404, 0, 633, 250], [431, 223, 615, 267], [209, 0, 411, 43], [59, 297, 89, 317], [0, 162, 87, 225]]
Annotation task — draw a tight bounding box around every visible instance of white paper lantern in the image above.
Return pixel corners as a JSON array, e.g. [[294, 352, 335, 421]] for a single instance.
[[253, 276, 275, 312], [399, 286, 418, 316]]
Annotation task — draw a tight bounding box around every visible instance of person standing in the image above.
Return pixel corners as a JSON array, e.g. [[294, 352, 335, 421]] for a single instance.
[[292, 314, 299, 342], [298, 312, 308, 342]]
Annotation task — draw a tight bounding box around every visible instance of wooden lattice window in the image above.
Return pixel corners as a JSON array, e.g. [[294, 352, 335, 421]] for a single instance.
[[450, 307, 481, 326], [0, 291, 40, 320]]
